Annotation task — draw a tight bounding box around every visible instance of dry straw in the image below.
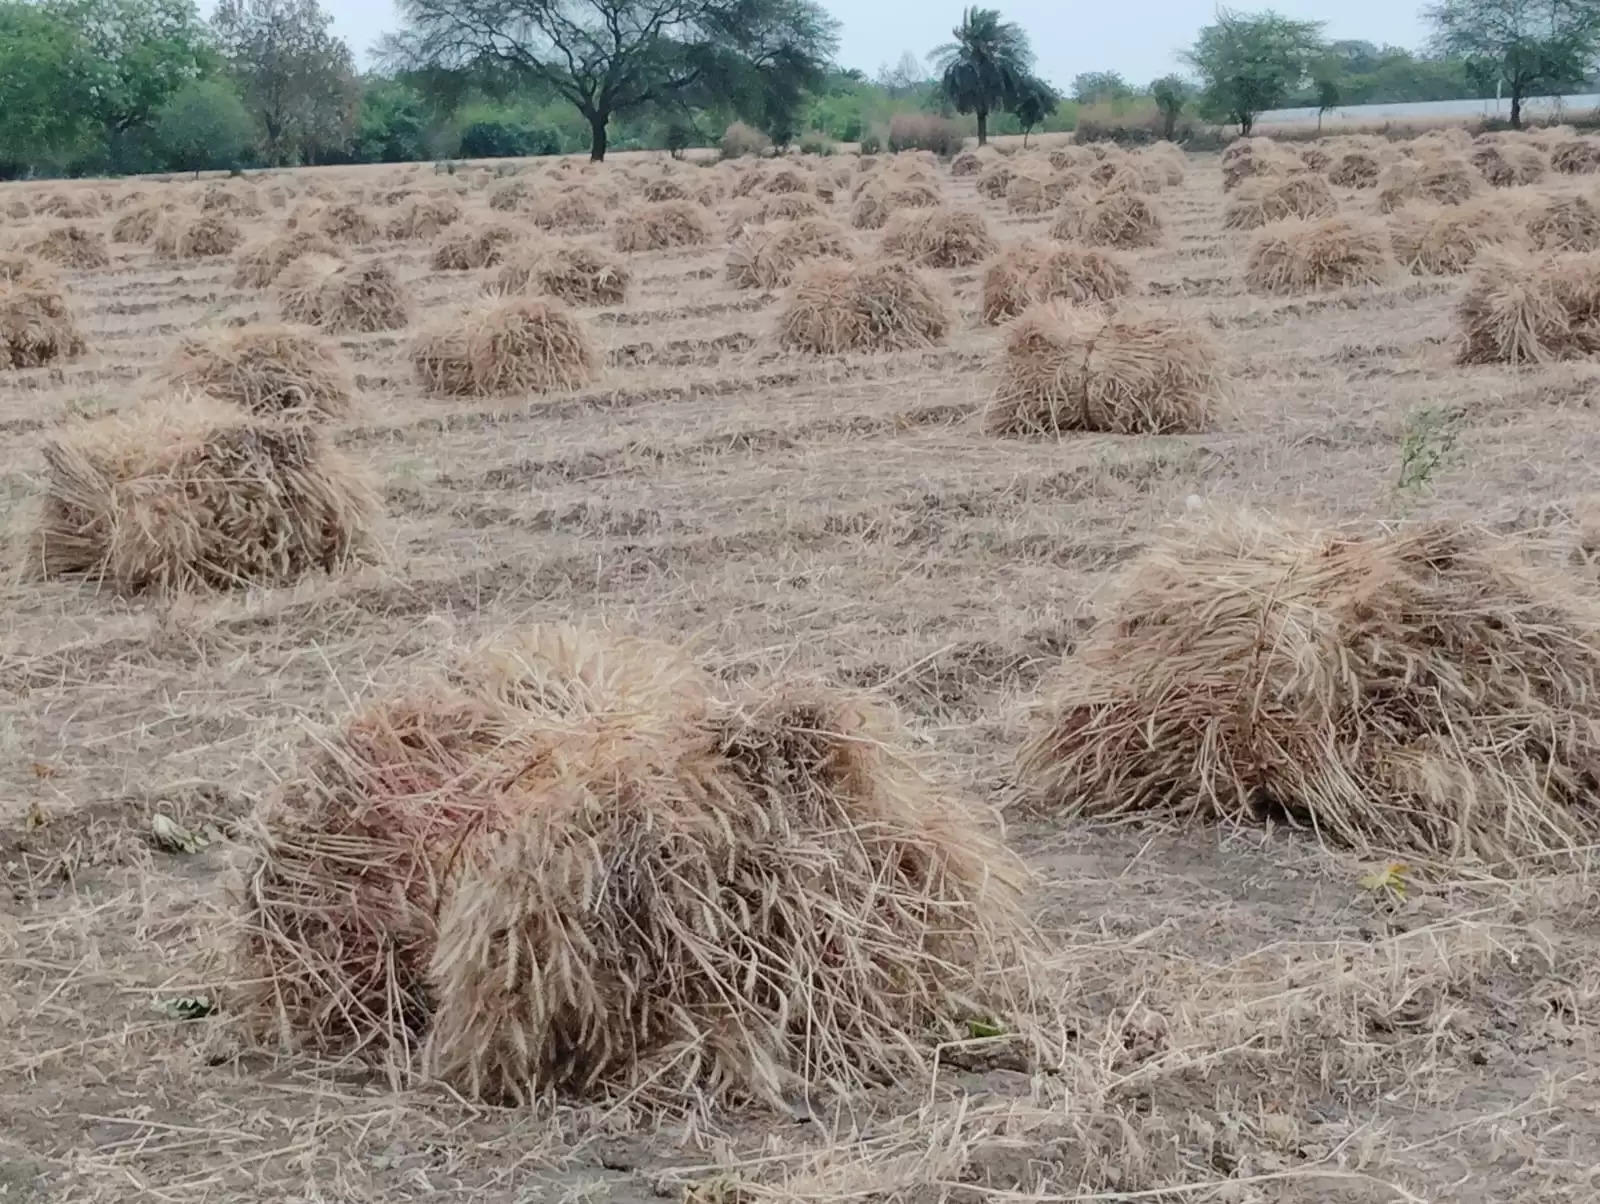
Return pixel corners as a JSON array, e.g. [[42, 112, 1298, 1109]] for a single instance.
[[1455, 250, 1600, 364], [758, 193, 822, 222], [1222, 173, 1337, 230], [1526, 194, 1600, 253], [278, 256, 411, 333], [879, 209, 996, 268], [317, 203, 382, 245], [777, 259, 952, 354], [155, 324, 355, 419], [726, 218, 853, 290], [1327, 148, 1383, 189], [431, 223, 519, 271], [1388, 200, 1520, 275], [1470, 141, 1546, 187], [200, 185, 264, 217], [1375, 155, 1478, 213], [153, 212, 243, 260], [1244, 216, 1393, 294], [981, 240, 1133, 324], [233, 230, 342, 289], [27, 394, 379, 593], [976, 163, 1017, 200], [985, 303, 1225, 436], [1005, 172, 1072, 215], [1018, 510, 1600, 865], [21, 224, 109, 270], [36, 192, 99, 219], [1078, 192, 1164, 249], [495, 243, 630, 307], [532, 189, 607, 232], [412, 297, 596, 396], [235, 624, 1024, 1105], [613, 200, 715, 252], [0, 267, 85, 369], [111, 204, 169, 244], [1550, 138, 1600, 174], [386, 196, 463, 241]]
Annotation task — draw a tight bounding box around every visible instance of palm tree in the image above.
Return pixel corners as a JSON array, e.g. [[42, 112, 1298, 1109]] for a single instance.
[[930, 7, 1034, 146]]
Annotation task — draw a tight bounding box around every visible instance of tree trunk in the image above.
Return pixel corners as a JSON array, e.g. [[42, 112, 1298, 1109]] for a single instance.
[[976, 109, 988, 145], [1022, 128, 1030, 148], [1510, 91, 1522, 129], [1317, 110, 1323, 133], [589, 112, 609, 161], [1163, 111, 1176, 141], [1239, 112, 1253, 136]]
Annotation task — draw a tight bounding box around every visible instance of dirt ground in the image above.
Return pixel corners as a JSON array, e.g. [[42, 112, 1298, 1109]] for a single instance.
[[2, 147, 1599, 1203]]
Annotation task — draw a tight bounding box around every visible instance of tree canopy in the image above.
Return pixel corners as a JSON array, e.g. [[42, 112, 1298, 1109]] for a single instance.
[[929, 6, 1036, 144], [1071, 71, 1133, 104], [1426, 0, 1600, 126], [155, 78, 256, 173], [1185, 8, 1325, 134]]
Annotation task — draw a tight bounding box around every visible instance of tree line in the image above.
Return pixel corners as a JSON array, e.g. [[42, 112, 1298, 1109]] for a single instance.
[[3, 0, 1599, 178]]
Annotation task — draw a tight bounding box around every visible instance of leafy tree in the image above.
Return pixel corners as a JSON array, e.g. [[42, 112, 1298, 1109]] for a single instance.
[[1314, 72, 1340, 131], [876, 50, 928, 96], [1009, 75, 1059, 146], [1426, 0, 1600, 127], [0, 3, 97, 173], [390, 0, 839, 161], [1071, 70, 1132, 104], [1184, 8, 1324, 135], [930, 6, 1035, 145], [212, 0, 360, 164], [1149, 74, 1192, 140], [154, 77, 256, 173], [353, 77, 431, 162]]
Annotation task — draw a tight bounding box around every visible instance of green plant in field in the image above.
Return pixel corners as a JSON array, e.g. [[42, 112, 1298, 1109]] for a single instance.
[[1396, 405, 1465, 493]]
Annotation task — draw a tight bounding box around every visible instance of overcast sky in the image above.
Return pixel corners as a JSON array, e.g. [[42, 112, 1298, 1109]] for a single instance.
[[317, 0, 1432, 82]]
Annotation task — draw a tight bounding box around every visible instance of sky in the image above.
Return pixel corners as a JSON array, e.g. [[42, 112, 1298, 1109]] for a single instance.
[[312, 0, 1434, 83]]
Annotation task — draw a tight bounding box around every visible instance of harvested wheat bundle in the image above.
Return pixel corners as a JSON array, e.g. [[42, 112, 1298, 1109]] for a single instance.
[[1389, 201, 1520, 275], [495, 243, 630, 306], [758, 193, 822, 223], [1222, 173, 1338, 231], [278, 256, 411, 333], [976, 163, 1017, 200], [1455, 251, 1598, 364], [1299, 145, 1331, 171], [0, 253, 48, 284], [764, 167, 810, 194], [431, 224, 519, 271], [155, 325, 354, 419], [986, 303, 1224, 436], [36, 192, 100, 219], [1550, 138, 1600, 174], [233, 230, 342, 289], [1045, 194, 1091, 243], [1376, 155, 1478, 213], [1245, 216, 1393, 294], [640, 177, 690, 203], [201, 186, 264, 217], [1141, 143, 1188, 186], [112, 204, 169, 244], [1220, 138, 1298, 191], [153, 212, 243, 260], [487, 179, 532, 212], [777, 259, 952, 354], [532, 189, 606, 232], [1526, 194, 1600, 253], [980, 241, 1134, 324], [21, 224, 110, 270], [386, 196, 463, 241], [1087, 154, 1133, 188], [1098, 163, 1157, 196], [850, 191, 893, 230], [317, 203, 382, 245], [879, 209, 996, 268], [1471, 142, 1546, 187], [0, 275, 85, 369], [4, 198, 28, 220], [1005, 172, 1066, 215], [613, 200, 715, 252], [235, 624, 1023, 1104], [1081, 192, 1163, 249], [28, 395, 378, 593], [1327, 149, 1383, 189], [950, 150, 985, 176], [726, 218, 853, 290], [1017, 510, 1600, 865], [412, 297, 595, 395]]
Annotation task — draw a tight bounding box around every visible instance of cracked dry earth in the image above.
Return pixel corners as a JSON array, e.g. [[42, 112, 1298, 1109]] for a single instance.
[[2, 144, 1599, 1202]]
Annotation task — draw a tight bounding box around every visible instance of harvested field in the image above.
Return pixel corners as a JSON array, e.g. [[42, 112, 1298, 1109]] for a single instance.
[[3, 147, 1600, 1204]]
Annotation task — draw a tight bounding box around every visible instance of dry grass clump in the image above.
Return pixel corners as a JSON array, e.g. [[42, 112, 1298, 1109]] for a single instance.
[[1376, 155, 1479, 212], [1550, 138, 1600, 174], [758, 193, 822, 222], [1005, 172, 1061, 214], [235, 624, 1022, 1104], [317, 203, 382, 245], [201, 186, 264, 217], [849, 182, 940, 230], [233, 230, 342, 289], [430, 223, 518, 271], [980, 240, 1134, 324], [1455, 250, 1600, 364], [36, 192, 100, 219], [726, 218, 852, 290], [1017, 510, 1600, 865], [641, 177, 691, 202], [764, 166, 809, 194], [777, 259, 952, 354], [879, 209, 996, 268], [986, 303, 1224, 435], [950, 149, 985, 176], [487, 179, 532, 212], [613, 200, 715, 252], [1141, 143, 1187, 185], [386, 196, 463, 241], [1245, 216, 1394, 294], [0, 272, 85, 369], [1525, 194, 1600, 252], [278, 256, 411, 333], [1222, 173, 1337, 230], [111, 204, 168, 244], [1471, 141, 1546, 187], [1327, 149, 1383, 189], [412, 297, 596, 395], [1220, 137, 1299, 190], [155, 325, 354, 419], [27, 395, 378, 593], [153, 212, 243, 260], [4, 198, 28, 220], [1079, 192, 1164, 249], [532, 189, 606, 232], [21, 224, 110, 270], [494, 243, 630, 307], [976, 163, 1017, 199], [1389, 201, 1520, 275]]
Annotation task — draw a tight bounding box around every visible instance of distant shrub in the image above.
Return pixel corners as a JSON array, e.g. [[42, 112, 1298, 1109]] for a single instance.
[[859, 127, 885, 155], [888, 113, 964, 157], [799, 131, 836, 156], [721, 121, 772, 159], [458, 119, 561, 159]]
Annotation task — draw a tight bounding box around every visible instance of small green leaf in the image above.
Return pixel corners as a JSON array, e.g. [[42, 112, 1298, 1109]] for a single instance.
[[151, 814, 208, 855], [154, 995, 216, 1021], [965, 1017, 1005, 1039]]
